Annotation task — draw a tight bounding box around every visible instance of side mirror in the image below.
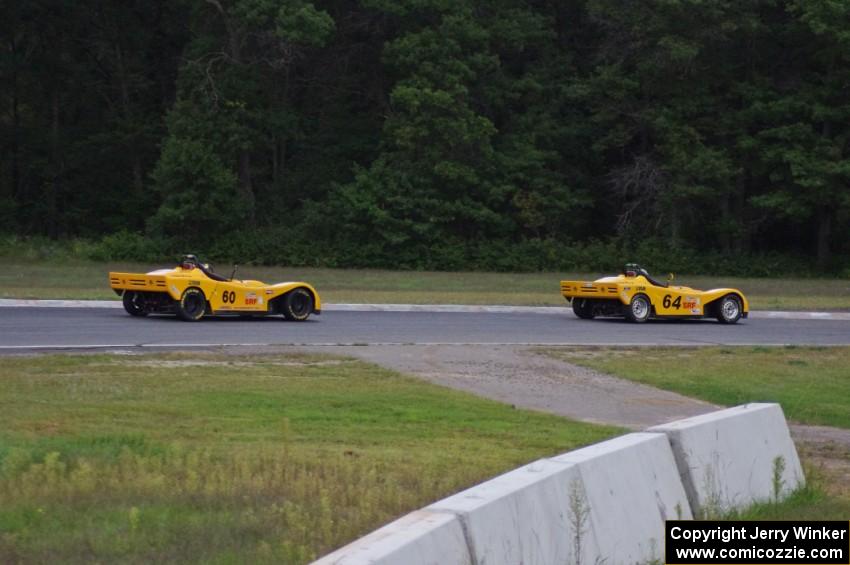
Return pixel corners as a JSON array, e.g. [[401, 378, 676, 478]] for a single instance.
[[230, 264, 239, 281], [667, 272, 675, 282]]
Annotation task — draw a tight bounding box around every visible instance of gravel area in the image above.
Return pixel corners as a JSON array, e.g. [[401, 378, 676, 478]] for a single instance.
[[315, 344, 718, 429]]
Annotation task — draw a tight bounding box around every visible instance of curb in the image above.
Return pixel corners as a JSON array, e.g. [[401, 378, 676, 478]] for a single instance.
[[0, 298, 849, 321]]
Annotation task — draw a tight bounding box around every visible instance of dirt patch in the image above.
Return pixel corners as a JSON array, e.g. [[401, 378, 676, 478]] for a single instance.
[[790, 424, 850, 497]]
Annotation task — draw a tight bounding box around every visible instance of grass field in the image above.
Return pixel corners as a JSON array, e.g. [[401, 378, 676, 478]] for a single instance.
[[0, 351, 619, 563], [1, 349, 847, 561], [1, 258, 849, 310], [543, 346, 850, 429], [740, 473, 850, 521]]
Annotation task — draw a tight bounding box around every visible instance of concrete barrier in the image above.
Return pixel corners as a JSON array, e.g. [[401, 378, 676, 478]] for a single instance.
[[312, 510, 472, 565], [550, 432, 692, 564], [648, 403, 804, 516], [428, 457, 579, 565], [425, 433, 689, 565]]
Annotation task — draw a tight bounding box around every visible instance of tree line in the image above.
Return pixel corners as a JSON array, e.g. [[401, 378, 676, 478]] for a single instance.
[[2, 0, 849, 273]]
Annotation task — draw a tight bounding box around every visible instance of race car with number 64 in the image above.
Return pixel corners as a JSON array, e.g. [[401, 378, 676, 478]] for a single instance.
[[561, 264, 748, 324], [109, 255, 321, 322]]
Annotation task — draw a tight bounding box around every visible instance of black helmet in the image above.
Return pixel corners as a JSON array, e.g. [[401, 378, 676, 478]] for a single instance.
[[180, 254, 199, 270]]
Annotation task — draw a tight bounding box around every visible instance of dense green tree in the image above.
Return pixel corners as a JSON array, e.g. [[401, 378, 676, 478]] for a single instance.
[[749, 0, 850, 267], [0, 0, 186, 236], [579, 0, 745, 246], [330, 0, 594, 265], [158, 0, 335, 227], [1, 0, 848, 272], [335, 0, 503, 262], [149, 136, 242, 245]]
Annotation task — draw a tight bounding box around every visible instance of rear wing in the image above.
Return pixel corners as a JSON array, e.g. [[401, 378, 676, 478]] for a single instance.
[[109, 272, 168, 293], [560, 280, 621, 300]]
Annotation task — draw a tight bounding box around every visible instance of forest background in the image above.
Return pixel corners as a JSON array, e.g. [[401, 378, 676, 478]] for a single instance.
[[2, 0, 849, 275]]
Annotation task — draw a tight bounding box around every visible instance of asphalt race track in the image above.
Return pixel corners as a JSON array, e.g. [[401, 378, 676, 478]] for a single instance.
[[1, 306, 849, 351]]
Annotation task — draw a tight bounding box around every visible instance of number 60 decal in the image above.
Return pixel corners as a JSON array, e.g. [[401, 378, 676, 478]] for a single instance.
[[221, 290, 237, 304]]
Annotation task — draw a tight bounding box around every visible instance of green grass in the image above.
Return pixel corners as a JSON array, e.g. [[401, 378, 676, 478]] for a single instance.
[[543, 346, 850, 429], [0, 352, 619, 564], [731, 449, 850, 520], [739, 480, 850, 521], [1, 349, 847, 561], [1, 257, 849, 309]]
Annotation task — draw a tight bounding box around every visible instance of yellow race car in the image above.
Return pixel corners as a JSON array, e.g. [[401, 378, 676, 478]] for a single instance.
[[109, 255, 321, 321], [561, 263, 748, 324]]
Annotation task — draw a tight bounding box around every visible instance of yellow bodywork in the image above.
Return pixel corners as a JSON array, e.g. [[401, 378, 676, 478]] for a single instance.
[[560, 272, 748, 320], [109, 265, 321, 317]]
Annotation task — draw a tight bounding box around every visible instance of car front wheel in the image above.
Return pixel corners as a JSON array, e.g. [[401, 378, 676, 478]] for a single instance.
[[716, 294, 742, 324], [280, 288, 313, 321]]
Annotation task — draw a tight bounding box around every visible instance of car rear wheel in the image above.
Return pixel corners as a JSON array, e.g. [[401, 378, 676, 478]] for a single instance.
[[177, 288, 207, 321], [716, 294, 742, 324], [281, 288, 313, 321], [624, 294, 651, 323], [572, 298, 595, 320], [122, 291, 148, 317]]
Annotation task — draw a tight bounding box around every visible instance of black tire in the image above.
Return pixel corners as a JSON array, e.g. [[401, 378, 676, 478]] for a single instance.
[[280, 288, 313, 321], [716, 294, 742, 324], [177, 287, 207, 321], [624, 294, 651, 323], [572, 298, 595, 320], [122, 291, 148, 317]]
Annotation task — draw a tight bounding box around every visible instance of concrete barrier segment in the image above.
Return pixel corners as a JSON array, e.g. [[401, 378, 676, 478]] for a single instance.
[[312, 509, 472, 565], [549, 432, 693, 565], [648, 403, 804, 517], [427, 457, 580, 565]]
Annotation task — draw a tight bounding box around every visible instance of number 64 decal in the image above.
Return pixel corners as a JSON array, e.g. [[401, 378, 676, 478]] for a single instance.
[[662, 294, 682, 309], [221, 290, 237, 304]]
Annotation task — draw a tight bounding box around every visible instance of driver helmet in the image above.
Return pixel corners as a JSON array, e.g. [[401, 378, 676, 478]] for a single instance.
[[180, 255, 198, 270]]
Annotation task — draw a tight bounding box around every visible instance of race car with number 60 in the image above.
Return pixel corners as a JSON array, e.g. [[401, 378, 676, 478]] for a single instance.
[[109, 255, 321, 322], [561, 264, 748, 324]]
